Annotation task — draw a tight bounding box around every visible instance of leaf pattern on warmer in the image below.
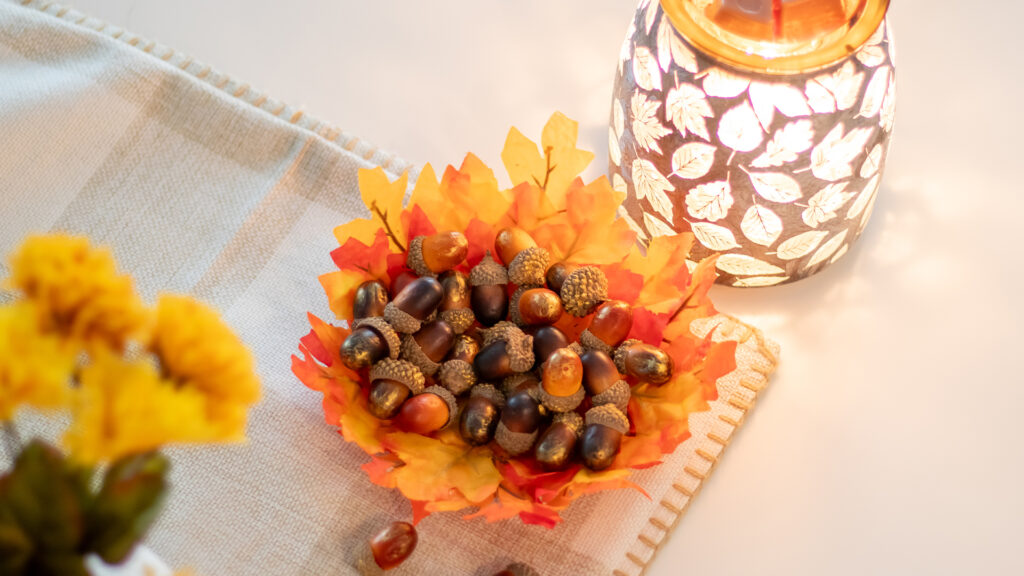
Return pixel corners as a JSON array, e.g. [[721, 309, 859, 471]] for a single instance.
[[775, 230, 829, 260], [716, 254, 785, 276], [718, 101, 764, 152], [685, 180, 733, 222], [856, 22, 887, 68], [805, 230, 849, 269], [751, 120, 815, 168], [643, 212, 676, 238], [859, 66, 891, 119], [643, 0, 659, 33], [632, 46, 662, 91], [670, 142, 716, 179], [657, 17, 697, 73], [733, 275, 789, 287], [612, 173, 628, 195], [811, 123, 875, 182], [617, 206, 647, 240], [880, 73, 897, 133], [631, 91, 671, 153], [632, 158, 675, 222], [829, 244, 850, 265], [703, 68, 750, 98], [613, 98, 625, 138], [802, 182, 854, 228], [665, 83, 713, 141], [860, 144, 882, 178], [690, 221, 741, 251], [805, 61, 865, 114], [749, 81, 812, 132], [847, 174, 880, 219], [740, 204, 783, 247], [609, 128, 621, 167], [745, 170, 802, 203]]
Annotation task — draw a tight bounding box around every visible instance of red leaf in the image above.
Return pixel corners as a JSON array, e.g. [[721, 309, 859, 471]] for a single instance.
[[463, 218, 498, 267], [628, 308, 670, 345], [402, 204, 437, 240], [519, 510, 560, 529], [410, 500, 431, 525], [300, 329, 332, 367], [603, 263, 643, 303]]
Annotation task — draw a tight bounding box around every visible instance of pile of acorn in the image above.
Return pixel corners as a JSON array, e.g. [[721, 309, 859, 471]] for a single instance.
[[339, 227, 673, 471]]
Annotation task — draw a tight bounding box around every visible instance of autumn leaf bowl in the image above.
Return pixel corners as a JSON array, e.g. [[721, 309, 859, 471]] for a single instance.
[[291, 113, 738, 527]]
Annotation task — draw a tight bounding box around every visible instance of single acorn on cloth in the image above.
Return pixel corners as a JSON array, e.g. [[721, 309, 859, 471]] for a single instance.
[[385, 276, 444, 334], [537, 347, 585, 413], [495, 227, 549, 286], [495, 389, 543, 455], [400, 319, 455, 376], [339, 316, 401, 370], [469, 251, 509, 327], [581, 404, 629, 471], [535, 411, 583, 471], [560, 266, 608, 317], [367, 359, 425, 420], [357, 521, 418, 575], [459, 384, 505, 446], [437, 270, 475, 334], [398, 386, 458, 435], [614, 340, 673, 385], [580, 300, 632, 353], [406, 231, 469, 277], [353, 280, 389, 320]]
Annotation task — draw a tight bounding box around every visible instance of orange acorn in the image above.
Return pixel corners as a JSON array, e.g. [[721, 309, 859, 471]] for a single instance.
[[407, 231, 469, 276]]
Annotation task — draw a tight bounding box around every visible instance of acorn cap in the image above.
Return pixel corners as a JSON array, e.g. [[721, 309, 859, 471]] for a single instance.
[[369, 359, 425, 395], [495, 420, 538, 456], [501, 374, 538, 398], [502, 563, 540, 576], [480, 322, 534, 373], [553, 411, 584, 437], [613, 339, 641, 374], [406, 235, 433, 277], [568, 342, 586, 357], [561, 266, 608, 317], [400, 334, 442, 376], [354, 317, 401, 360], [438, 359, 476, 395], [536, 383, 585, 413], [508, 246, 550, 287], [481, 321, 523, 347], [469, 251, 508, 286], [585, 404, 629, 434], [469, 383, 506, 407], [592, 379, 630, 413], [440, 308, 475, 334], [579, 328, 614, 354], [420, 385, 459, 428], [384, 302, 422, 334]]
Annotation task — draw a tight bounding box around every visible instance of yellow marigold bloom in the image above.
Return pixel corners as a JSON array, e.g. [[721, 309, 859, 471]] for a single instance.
[[64, 350, 219, 463], [0, 303, 74, 420], [150, 295, 261, 439], [8, 234, 150, 351]]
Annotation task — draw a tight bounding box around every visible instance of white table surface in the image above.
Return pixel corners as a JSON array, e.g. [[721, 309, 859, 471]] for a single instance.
[[64, 1, 1024, 574]]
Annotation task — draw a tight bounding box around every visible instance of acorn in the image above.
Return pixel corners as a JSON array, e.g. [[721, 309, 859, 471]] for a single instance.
[[581, 405, 629, 471], [438, 270, 475, 334], [545, 262, 577, 293], [495, 227, 550, 287], [367, 359, 425, 420], [385, 276, 444, 334], [560, 266, 608, 317], [582, 349, 630, 412], [400, 319, 455, 376], [506, 284, 534, 326], [532, 325, 569, 367], [459, 384, 505, 446], [535, 412, 584, 471], [478, 322, 535, 374], [516, 288, 563, 326], [398, 386, 457, 435], [501, 373, 540, 399], [447, 334, 480, 364], [359, 521, 417, 573], [407, 231, 469, 277], [390, 270, 418, 298], [537, 348, 585, 413], [580, 300, 633, 353], [494, 563, 540, 576], [339, 317, 400, 370], [495, 390, 543, 455], [353, 280, 389, 320], [469, 252, 509, 327], [615, 341, 673, 385], [440, 334, 481, 393]]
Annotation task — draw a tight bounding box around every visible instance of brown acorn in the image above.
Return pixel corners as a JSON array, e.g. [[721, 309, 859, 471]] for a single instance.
[[580, 300, 633, 352], [478, 322, 535, 374], [517, 288, 563, 326], [495, 389, 543, 455], [495, 227, 550, 286], [581, 405, 629, 471], [535, 412, 583, 471], [365, 521, 418, 571], [385, 276, 444, 333], [339, 317, 400, 370], [353, 280, 388, 320], [532, 325, 569, 367], [469, 252, 509, 327], [407, 231, 469, 276], [390, 270, 418, 298], [545, 262, 577, 293], [400, 319, 455, 376], [560, 266, 608, 317], [580, 349, 621, 396], [474, 340, 515, 381], [616, 341, 673, 385], [459, 384, 505, 446], [367, 359, 425, 420], [438, 270, 475, 334]]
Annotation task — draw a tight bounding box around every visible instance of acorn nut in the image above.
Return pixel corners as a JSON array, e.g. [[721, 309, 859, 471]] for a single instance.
[[560, 266, 608, 317], [538, 348, 585, 413], [438, 270, 475, 333], [495, 228, 551, 286], [385, 276, 444, 333], [469, 252, 509, 327], [517, 288, 563, 326], [474, 341, 515, 381], [535, 420, 579, 471], [532, 325, 569, 367], [398, 386, 457, 435], [363, 521, 417, 572], [340, 316, 400, 370], [580, 349, 621, 396], [580, 300, 633, 352], [367, 359, 425, 420], [389, 270, 418, 298], [407, 231, 469, 276], [353, 280, 388, 320], [495, 390, 543, 455], [545, 262, 577, 293], [581, 405, 629, 471], [459, 394, 500, 446], [400, 319, 455, 376], [618, 341, 673, 385]]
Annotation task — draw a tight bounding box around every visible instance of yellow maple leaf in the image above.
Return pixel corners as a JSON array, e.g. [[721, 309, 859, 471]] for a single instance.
[[501, 112, 594, 210], [335, 168, 409, 250]]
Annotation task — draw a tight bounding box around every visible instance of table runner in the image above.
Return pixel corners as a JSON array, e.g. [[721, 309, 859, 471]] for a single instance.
[[0, 2, 779, 574]]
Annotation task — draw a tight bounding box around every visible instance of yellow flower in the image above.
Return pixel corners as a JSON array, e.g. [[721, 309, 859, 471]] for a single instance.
[[64, 350, 218, 463], [150, 295, 260, 439], [0, 302, 74, 420], [8, 234, 150, 351]]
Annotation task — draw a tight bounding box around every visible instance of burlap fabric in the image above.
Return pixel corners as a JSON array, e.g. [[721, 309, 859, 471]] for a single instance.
[[0, 2, 779, 574]]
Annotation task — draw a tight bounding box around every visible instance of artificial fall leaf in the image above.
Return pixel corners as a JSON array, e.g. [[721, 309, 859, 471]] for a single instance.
[[502, 112, 593, 210], [319, 268, 372, 321], [331, 229, 392, 280]]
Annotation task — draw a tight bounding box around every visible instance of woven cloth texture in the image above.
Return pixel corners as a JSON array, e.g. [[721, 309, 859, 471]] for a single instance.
[[0, 2, 779, 575]]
